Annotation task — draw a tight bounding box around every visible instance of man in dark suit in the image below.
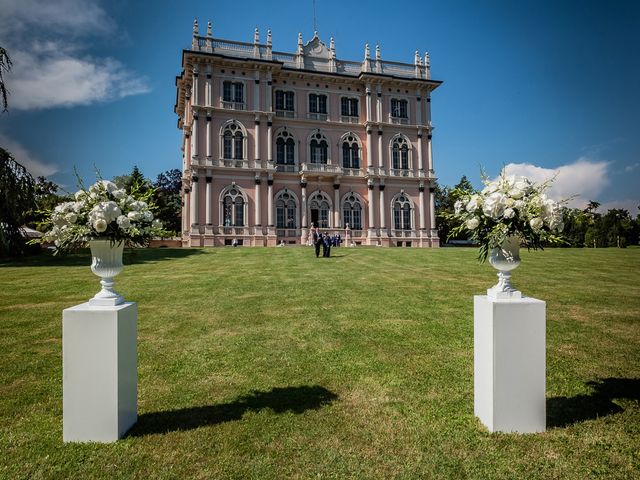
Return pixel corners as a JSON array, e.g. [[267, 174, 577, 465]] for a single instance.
[[323, 232, 332, 257], [314, 231, 322, 258]]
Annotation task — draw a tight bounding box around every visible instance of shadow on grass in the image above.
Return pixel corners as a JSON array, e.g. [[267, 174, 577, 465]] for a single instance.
[[0, 248, 203, 267], [128, 385, 338, 437], [547, 377, 640, 428]]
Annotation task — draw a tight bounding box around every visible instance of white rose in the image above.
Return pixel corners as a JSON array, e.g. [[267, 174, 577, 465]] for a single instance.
[[508, 188, 524, 199], [128, 211, 142, 221], [142, 210, 153, 222], [503, 208, 515, 219], [454, 200, 463, 214], [101, 201, 122, 223], [112, 189, 126, 200], [514, 178, 531, 193], [117, 215, 131, 229], [530, 217, 544, 231], [93, 218, 108, 233], [100, 180, 118, 194], [482, 192, 507, 219], [466, 195, 482, 213], [466, 217, 480, 230], [514, 200, 525, 210], [74, 190, 87, 201]]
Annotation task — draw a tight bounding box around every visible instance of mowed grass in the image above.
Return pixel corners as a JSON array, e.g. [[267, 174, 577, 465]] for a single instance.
[[0, 246, 639, 479]]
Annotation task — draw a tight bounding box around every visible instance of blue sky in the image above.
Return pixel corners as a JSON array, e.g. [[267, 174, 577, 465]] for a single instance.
[[1, 0, 638, 214]]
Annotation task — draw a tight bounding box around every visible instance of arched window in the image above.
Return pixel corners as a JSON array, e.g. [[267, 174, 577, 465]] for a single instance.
[[275, 128, 296, 171], [341, 133, 361, 169], [308, 191, 331, 228], [221, 185, 246, 227], [309, 131, 328, 164], [342, 193, 363, 229], [393, 193, 413, 230], [275, 190, 298, 228], [391, 135, 410, 170], [220, 121, 246, 160]]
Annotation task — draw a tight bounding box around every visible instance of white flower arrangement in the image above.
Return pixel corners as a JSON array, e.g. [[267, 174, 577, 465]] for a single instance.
[[37, 179, 165, 253], [446, 171, 566, 262]]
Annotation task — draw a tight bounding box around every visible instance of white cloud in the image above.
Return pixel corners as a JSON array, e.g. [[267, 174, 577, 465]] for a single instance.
[[0, 0, 114, 36], [503, 158, 609, 209], [0, 133, 58, 177], [624, 162, 640, 173], [0, 0, 149, 110], [9, 48, 150, 110]]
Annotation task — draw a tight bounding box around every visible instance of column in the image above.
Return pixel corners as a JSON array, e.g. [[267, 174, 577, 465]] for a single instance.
[[379, 183, 386, 231], [254, 177, 262, 226], [192, 70, 199, 105], [266, 73, 273, 112], [367, 182, 375, 236], [191, 113, 199, 158], [415, 90, 422, 125], [427, 133, 434, 172], [205, 71, 212, 106], [430, 186, 436, 231], [417, 131, 424, 171], [190, 176, 199, 226], [205, 114, 212, 158], [377, 129, 383, 170], [365, 84, 372, 122], [267, 177, 274, 227], [301, 180, 307, 227], [366, 129, 373, 170], [254, 118, 261, 167], [182, 188, 189, 232], [267, 119, 273, 164], [419, 184, 426, 230], [205, 176, 212, 225], [376, 85, 382, 123], [254, 72, 261, 111], [333, 184, 340, 228]]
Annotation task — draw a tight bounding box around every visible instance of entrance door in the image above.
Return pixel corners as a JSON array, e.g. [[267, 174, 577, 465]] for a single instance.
[[310, 208, 319, 227]]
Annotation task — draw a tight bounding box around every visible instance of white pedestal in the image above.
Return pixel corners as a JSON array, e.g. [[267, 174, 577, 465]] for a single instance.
[[63, 302, 137, 442], [474, 295, 546, 433]]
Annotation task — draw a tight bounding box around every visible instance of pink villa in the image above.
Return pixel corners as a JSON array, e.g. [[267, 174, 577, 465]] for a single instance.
[[175, 20, 442, 247]]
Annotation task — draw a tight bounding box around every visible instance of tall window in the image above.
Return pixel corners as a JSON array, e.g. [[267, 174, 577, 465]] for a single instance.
[[221, 122, 245, 160], [393, 194, 412, 230], [309, 193, 331, 228], [391, 136, 409, 170], [391, 98, 408, 119], [342, 134, 360, 169], [341, 97, 359, 117], [222, 186, 245, 226], [309, 94, 327, 114], [276, 191, 297, 229], [222, 81, 244, 104], [275, 90, 295, 111], [309, 131, 328, 164], [343, 194, 362, 229], [275, 129, 295, 169]]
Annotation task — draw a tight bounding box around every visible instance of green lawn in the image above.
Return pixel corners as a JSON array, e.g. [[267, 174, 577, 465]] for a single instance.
[[1, 247, 639, 479]]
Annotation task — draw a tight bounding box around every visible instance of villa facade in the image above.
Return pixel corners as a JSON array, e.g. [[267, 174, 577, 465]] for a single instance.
[[175, 20, 442, 247]]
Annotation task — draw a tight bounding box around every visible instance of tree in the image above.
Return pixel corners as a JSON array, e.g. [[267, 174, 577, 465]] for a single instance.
[[0, 45, 11, 112], [152, 168, 182, 234], [435, 175, 474, 245], [113, 165, 151, 194], [0, 148, 35, 256], [25, 176, 70, 230]]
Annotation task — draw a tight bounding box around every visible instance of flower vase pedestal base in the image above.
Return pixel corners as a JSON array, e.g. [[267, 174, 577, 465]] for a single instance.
[[63, 301, 137, 442], [474, 295, 546, 433]]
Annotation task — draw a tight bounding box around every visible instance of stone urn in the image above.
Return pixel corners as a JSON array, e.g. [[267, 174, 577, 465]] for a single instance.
[[89, 239, 125, 306], [487, 236, 522, 299]]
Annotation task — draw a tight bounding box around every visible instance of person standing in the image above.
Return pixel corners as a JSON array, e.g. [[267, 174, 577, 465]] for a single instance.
[[323, 232, 331, 257], [314, 231, 322, 258]]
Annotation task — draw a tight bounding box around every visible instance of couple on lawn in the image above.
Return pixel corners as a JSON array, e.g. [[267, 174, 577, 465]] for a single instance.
[[312, 229, 334, 258]]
